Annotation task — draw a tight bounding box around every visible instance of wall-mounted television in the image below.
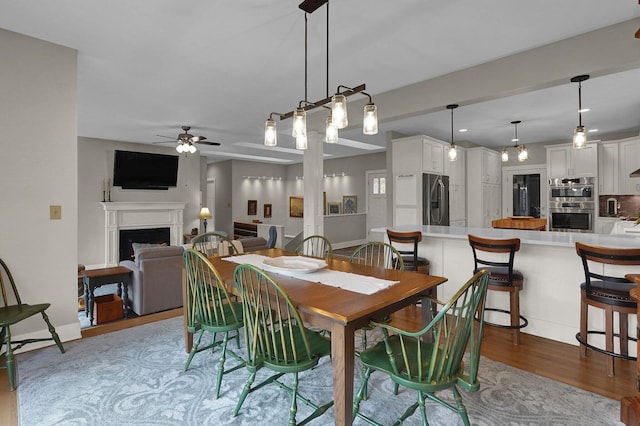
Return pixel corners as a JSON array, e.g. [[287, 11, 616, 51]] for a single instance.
[[113, 150, 179, 190]]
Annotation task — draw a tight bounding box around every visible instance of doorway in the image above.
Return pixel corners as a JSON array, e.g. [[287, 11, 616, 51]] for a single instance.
[[206, 178, 216, 231], [502, 165, 547, 219], [366, 170, 387, 239]]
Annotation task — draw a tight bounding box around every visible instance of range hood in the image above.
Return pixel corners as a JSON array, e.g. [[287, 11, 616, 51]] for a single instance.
[[631, 168, 640, 178]]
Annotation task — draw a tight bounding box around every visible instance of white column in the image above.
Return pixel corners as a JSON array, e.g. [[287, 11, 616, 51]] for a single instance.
[[303, 131, 324, 238]]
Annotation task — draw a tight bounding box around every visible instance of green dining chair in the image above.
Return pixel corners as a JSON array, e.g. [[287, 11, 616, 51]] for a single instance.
[[294, 235, 333, 260], [353, 270, 490, 426], [349, 241, 404, 399], [0, 258, 65, 391], [233, 264, 334, 425], [182, 249, 244, 399], [191, 232, 240, 257]]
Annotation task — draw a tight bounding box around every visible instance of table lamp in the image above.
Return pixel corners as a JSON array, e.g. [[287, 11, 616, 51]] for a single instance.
[[198, 207, 212, 233]]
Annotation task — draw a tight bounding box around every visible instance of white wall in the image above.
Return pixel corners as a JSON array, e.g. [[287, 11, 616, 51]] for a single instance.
[[0, 29, 80, 343], [78, 137, 202, 267]]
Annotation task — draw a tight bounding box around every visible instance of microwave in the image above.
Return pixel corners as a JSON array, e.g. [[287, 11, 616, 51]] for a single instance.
[[549, 177, 595, 202]]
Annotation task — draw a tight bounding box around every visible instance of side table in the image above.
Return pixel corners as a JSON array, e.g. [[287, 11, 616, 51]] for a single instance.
[[83, 266, 132, 326]]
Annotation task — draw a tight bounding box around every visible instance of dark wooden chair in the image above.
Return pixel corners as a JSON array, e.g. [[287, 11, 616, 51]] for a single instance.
[[468, 234, 527, 345], [575, 242, 640, 376], [386, 229, 429, 274], [0, 258, 65, 391]]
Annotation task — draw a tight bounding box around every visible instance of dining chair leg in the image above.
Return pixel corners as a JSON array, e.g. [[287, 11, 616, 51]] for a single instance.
[[184, 330, 204, 371], [288, 373, 299, 426], [620, 312, 629, 357], [3, 327, 16, 391], [214, 333, 230, 399], [579, 297, 588, 357], [234, 371, 256, 417], [605, 306, 615, 377]]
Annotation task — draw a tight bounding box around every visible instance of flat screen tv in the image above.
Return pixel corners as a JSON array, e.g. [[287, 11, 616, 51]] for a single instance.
[[113, 150, 179, 190]]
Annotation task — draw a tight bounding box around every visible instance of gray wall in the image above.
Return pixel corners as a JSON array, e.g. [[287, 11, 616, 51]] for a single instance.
[[78, 137, 203, 267], [0, 29, 80, 342]]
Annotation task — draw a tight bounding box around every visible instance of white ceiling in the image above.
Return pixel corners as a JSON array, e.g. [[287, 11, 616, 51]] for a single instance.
[[1, 1, 639, 164]]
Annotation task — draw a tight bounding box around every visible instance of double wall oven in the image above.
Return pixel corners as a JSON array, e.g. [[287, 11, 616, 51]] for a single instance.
[[548, 177, 595, 233]]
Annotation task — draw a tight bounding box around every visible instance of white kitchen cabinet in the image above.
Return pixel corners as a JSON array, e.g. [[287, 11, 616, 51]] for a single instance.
[[467, 147, 501, 228], [596, 217, 618, 234], [422, 137, 445, 174], [393, 173, 420, 226], [392, 137, 423, 173], [546, 143, 597, 178], [619, 137, 640, 195], [598, 142, 619, 195]]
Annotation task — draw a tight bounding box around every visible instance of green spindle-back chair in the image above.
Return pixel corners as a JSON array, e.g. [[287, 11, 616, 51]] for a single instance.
[[233, 264, 334, 426], [191, 232, 240, 257], [182, 249, 244, 399], [353, 270, 489, 426], [294, 235, 333, 260], [0, 258, 65, 391]]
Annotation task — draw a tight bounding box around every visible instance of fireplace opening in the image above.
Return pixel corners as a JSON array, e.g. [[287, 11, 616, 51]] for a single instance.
[[119, 227, 171, 261]]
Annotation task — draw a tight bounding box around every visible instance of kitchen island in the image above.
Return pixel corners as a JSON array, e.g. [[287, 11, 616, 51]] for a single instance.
[[372, 225, 640, 346]]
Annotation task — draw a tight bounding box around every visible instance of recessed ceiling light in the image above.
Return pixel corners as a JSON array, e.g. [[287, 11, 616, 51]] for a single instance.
[[459, 128, 468, 132], [579, 108, 590, 113], [588, 128, 599, 133]]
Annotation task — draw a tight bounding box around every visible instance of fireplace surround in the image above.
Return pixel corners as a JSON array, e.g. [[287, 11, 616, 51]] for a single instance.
[[101, 202, 185, 266]]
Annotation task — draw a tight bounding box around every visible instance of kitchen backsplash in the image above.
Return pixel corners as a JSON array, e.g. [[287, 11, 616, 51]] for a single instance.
[[598, 195, 640, 217]]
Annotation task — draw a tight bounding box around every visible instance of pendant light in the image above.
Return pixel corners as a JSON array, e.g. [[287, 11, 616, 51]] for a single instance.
[[264, 117, 277, 146], [363, 102, 378, 135], [446, 104, 458, 162], [502, 120, 527, 162], [325, 115, 338, 143], [571, 74, 589, 149]]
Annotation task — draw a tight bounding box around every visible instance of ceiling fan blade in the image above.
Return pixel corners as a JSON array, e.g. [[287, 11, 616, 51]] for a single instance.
[[156, 134, 177, 140], [151, 141, 175, 145], [190, 136, 206, 142], [198, 141, 221, 146]]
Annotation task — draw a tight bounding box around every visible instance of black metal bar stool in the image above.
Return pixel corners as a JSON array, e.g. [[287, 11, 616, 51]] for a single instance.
[[575, 242, 640, 377], [468, 234, 527, 345], [386, 229, 430, 274]]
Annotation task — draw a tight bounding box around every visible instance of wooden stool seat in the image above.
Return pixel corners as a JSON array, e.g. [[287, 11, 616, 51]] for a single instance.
[[468, 234, 527, 345], [575, 242, 640, 377]]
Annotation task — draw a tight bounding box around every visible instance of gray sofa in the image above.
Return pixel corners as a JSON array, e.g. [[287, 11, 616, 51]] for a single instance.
[[119, 245, 184, 316]]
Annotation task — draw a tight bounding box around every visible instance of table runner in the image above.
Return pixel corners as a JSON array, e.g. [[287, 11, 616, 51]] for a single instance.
[[223, 254, 399, 295]]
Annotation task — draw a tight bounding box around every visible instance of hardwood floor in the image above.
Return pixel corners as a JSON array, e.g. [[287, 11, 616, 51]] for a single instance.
[[0, 306, 635, 425]]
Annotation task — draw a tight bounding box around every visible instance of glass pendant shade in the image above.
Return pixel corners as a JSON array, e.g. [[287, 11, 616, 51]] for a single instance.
[[363, 103, 378, 135], [295, 135, 308, 150], [573, 125, 587, 149], [264, 118, 277, 146], [331, 94, 348, 129], [176, 143, 184, 153], [502, 148, 509, 162], [325, 116, 338, 143], [292, 108, 307, 138], [447, 144, 457, 161], [518, 145, 528, 162]]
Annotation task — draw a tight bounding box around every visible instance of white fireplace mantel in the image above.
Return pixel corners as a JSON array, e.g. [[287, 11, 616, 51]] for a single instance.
[[101, 202, 185, 266]]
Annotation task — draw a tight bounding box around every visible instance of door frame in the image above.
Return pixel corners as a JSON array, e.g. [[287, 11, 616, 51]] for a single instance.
[[365, 169, 387, 239], [501, 164, 547, 218]]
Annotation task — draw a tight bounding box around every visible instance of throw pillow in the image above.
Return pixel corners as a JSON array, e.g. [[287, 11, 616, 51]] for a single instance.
[[132, 242, 168, 261]]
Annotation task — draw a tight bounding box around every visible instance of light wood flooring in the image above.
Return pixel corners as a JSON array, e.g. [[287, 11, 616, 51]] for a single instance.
[[0, 306, 635, 426]]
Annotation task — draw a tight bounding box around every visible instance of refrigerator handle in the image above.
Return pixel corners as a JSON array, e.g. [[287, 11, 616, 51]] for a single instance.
[[438, 178, 445, 223]]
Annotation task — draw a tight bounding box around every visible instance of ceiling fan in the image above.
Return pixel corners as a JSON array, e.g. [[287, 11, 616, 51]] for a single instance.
[[154, 126, 220, 153]]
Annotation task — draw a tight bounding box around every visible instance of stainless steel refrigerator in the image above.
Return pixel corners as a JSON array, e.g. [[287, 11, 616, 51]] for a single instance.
[[422, 173, 450, 226]]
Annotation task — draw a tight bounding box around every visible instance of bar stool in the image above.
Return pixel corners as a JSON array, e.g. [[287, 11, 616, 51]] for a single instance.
[[386, 229, 429, 274], [575, 242, 640, 377], [468, 234, 527, 345]]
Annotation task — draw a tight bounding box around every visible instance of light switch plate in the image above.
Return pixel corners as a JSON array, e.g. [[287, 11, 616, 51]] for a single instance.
[[50, 205, 62, 220]]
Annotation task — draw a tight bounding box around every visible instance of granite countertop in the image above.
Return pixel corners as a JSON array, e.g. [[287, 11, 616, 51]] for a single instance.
[[372, 225, 640, 248]]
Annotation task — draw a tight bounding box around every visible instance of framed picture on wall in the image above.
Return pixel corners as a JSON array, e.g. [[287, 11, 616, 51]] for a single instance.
[[264, 203, 272, 218], [342, 195, 357, 214], [248, 199, 257, 215], [289, 196, 303, 218], [328, 201, 341, 215]]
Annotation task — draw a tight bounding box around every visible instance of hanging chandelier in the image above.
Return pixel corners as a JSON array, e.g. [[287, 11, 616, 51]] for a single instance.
[[446, 104, 458, 162], [501, 120, 528, 162], [263, 0, 378, 149], [571, 74, 589, 149]]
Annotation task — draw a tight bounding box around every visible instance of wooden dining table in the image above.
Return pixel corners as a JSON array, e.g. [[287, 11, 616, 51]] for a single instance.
[[182, 248, 447, 426]]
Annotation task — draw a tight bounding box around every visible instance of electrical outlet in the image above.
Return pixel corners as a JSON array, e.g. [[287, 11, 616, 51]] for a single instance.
[[50, 205, 62, 220]]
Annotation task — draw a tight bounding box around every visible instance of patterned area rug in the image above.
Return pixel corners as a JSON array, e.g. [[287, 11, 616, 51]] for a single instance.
[[17, 317, 622, 425]]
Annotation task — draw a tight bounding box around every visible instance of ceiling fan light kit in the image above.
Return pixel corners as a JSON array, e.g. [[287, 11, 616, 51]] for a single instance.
[[571, 74, 589, 149], [263, 0, 378, 149]]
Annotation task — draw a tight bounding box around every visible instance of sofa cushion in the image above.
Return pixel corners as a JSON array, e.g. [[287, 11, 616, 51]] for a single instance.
[[132, 242, 168, 261], [135, 245, 184, 266]]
